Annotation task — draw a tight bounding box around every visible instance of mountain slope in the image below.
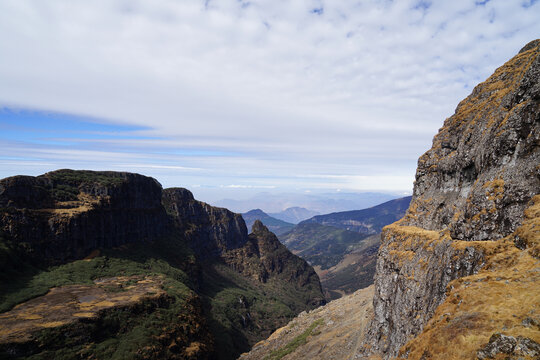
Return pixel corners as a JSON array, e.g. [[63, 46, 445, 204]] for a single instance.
[[268, 207, 319, 224], [279, 196, 412, 300], [317, 234, 380, 300], [0, 170, 324, 360], [242, 209, 295, 236], [301, 196, 411, 234], [361, 39, 540, 359], [241, 39, 540, 360], [279, 223, 378, 300], [239, 285, 374, 360], [279, 223, 370, 270]]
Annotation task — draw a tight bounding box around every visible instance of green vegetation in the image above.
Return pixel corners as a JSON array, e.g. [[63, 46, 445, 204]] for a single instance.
[[200, 263, 299, 358], [27, 293, 192, 360], [0, 230, 202, 360], [0, 232, 38, 289], [263, 318, 324, 360], [46, 169, 127, 188], [0, 229, 316, 360], [0, 231, 194, 313], [280, 223, 370, 269], [45, 169, 128, 201]]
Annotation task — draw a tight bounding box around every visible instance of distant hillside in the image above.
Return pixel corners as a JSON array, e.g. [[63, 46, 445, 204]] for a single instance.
[[302, 196, 411, 234], [279, 223, 370, 271], [317, 234, 380, 300], [279, 224, 378, 300], [269, 207, 319, 224], [242, 209, 295, 235], [280, 197, 411, 299]]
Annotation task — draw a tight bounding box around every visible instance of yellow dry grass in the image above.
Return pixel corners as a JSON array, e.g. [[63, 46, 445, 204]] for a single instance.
[[0, 275, 165, 343], [400, 196, 540, 359]]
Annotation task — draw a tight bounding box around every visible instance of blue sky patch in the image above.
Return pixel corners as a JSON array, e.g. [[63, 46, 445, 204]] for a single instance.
[[0, 108, 154, 146]]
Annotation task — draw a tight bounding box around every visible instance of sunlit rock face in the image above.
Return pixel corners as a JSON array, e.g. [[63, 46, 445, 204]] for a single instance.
[[360, 40, 540, 359]]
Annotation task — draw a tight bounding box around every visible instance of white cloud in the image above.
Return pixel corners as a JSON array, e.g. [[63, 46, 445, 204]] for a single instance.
[[0, 0, 539, 200]]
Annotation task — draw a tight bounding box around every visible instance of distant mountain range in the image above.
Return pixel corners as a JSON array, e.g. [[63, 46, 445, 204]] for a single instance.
[[242, 209, 295, 236], [214, 191, 405, 214], [268, 207, 319, 224], [301, 196, 412, 234], [277, 196, 412, 300]]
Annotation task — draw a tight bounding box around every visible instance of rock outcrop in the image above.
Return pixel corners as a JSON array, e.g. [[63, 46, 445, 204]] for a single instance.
[[223, 220, 325, 308], [360, 40, 540, 358], [0, 169, 168, 262], [163, 187, 249, 259]]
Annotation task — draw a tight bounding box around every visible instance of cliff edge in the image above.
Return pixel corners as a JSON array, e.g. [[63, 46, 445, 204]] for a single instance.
[[0, 171, 325, 359], [360, 40, 540, 359]]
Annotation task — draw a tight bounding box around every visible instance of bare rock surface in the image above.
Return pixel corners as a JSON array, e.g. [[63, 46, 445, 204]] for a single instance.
[[360, 40, 540, 359]]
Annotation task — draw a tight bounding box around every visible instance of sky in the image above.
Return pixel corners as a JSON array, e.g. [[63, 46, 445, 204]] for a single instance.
[[1, 0, 539, 204]]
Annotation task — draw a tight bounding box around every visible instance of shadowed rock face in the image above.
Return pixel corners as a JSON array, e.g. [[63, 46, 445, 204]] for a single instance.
[[0, 169, 168, 262], [361, 40, 540, 359], [162, 187, 249, 259], [1, 171, 326, 359], [223, 220, 325, 308]]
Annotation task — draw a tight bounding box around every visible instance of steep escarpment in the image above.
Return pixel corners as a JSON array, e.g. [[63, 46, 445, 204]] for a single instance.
[[361, 40, 540, 359], [163, 187, 249, 259], [0, 169, 167, 263], [0, 170, 324, 360], [223, 220, 324, 307]]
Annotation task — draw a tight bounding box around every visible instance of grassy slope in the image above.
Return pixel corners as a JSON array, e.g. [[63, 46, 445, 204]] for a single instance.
[[0, 230, 319, 360], [200, 263, 302, 358], [400, 195, 540, 359], [0, 230, 204, 360]]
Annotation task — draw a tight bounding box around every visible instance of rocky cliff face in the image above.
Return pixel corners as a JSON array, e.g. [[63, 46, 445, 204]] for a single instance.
[[0, 170, 325, 359], [0, 169, 168, 262], [223, 220, 325, 307], [163, 187, 249, 259], [361, 40, 540, 358]]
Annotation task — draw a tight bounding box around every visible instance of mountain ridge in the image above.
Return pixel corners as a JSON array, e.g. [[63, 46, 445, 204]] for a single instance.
[[301, 196, 411, 234], [268, 207, 320, 224], [0, 169, 325, 359]]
